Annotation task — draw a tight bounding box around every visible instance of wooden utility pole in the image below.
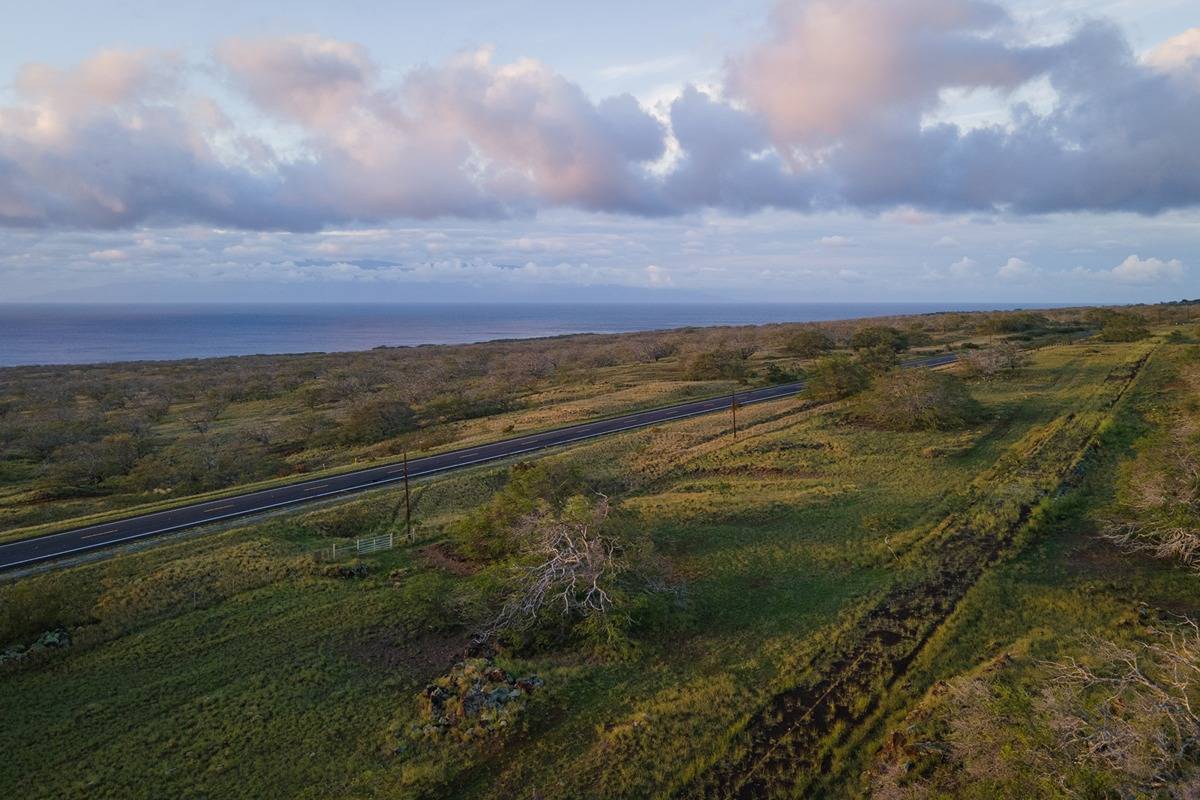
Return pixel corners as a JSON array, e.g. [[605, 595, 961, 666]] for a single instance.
[[402, 450, 412, 541]]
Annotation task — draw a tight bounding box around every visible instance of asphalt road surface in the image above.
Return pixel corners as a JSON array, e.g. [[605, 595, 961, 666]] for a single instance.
[[0, 353, 957, 570]]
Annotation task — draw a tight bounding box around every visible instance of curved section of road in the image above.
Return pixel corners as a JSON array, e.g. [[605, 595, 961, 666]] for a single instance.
[[0, 353, 956, 570]]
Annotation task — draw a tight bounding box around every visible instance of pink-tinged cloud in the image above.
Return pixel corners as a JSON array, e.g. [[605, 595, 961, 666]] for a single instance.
[[216, 35, 376, 128], [727, 0, 1049, 150], [0, 1, 1199, 231]]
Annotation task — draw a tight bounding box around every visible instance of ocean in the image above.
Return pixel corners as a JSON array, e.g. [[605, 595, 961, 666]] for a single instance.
[[0, 303, 1045, 367]]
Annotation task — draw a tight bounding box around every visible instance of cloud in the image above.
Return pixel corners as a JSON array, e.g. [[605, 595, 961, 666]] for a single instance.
[[727, 0, 1050, 150], [1, 3, 1199, 231], [1144, 28, 1200, 76], [88, 248, 128, 261], [644, 263, 673, 286], [725, 0, 1200, 215], [1109, 254, 1184, 282], [216, 35, 376, 127], [997, 256, 1035, 279], [597, 56, 687, 81], [948, 256, 980, 277], [819, 235, 855, 247]]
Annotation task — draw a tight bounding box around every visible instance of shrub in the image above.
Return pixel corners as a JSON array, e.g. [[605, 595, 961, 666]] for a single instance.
[[871, 623, 1200, 799], [850, 326, 909, 353], [1098, 315, 1151, 342], [803, 356, 870, 402], [480, 493, 656, 657], [783, 329, 833, 358], [451, 462, 561, 562], [959, 343, 1030, 378], [855, 344, 900, 374], [976, 311, 1051, 334], [1102, 372, 1200, 571], [0, 580, 73, 645], [684, 349, 750, 381], [762, 363, 799, 384], [422, 393, 510, 424], [340, 397, 419, 444], [856, 370, 983, 431], [126, 432, 286, 493]]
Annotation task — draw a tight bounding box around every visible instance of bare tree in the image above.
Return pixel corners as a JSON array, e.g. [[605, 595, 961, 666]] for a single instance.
[[959, 343, 1029, 377], [480, 494, 620, 640]]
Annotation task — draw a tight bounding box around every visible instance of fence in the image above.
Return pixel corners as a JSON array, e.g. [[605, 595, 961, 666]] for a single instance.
[[321, 532, 397, 560]]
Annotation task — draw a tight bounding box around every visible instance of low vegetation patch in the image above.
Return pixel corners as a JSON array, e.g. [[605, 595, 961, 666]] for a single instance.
[[1103, 357, 1200, 570], [855, 370, 984, 431], [803, 354, 870, 402], [871, 620, 1200, 799]]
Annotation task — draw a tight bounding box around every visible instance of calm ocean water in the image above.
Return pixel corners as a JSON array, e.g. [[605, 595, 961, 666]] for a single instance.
[[0, 303, 1044, 367]]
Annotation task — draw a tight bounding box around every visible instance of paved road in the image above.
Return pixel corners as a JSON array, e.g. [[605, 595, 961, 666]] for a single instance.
[[0, 353, 957, 570]]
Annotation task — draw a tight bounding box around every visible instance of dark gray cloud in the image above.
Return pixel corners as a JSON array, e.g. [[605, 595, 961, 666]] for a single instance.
[[0, 2, 1197, 231]]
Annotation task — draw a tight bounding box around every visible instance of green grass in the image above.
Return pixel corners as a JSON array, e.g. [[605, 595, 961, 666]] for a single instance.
[[1, 337, 1193, 799]]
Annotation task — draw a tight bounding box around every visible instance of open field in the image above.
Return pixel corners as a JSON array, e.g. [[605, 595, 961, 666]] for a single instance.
[[4, 314, 1197, 798]]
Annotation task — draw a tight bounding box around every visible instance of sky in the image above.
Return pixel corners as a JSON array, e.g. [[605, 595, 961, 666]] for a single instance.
[[0, 0, 1198, 304]]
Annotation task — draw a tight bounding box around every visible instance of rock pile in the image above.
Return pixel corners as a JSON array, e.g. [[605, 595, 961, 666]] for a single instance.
[[416, 658, 543, 743], [0, 628, 71, 665]]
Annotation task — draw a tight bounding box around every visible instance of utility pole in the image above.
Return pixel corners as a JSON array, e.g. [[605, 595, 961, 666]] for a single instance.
[[403, 450, 412, 542]]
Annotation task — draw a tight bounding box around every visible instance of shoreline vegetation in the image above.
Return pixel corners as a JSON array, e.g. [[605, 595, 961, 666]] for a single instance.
[[2, 301, 1199, 798]]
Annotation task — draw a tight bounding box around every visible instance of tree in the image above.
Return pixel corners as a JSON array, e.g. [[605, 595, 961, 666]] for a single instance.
[[851, 326, 909, 352], [480, 494, 626, 645], [684, 349, 750, 381], [856, 344, 900, 374], [959, 343, 1030, 378], [803, 356, 870, 402], [43, 432, 145, 492], [127, 432, 285, 493], [340, 396, 419, 444], [857, 370, 983, 431], [976, 312, 1051, 334], [452, 462, 559, 561], [783, 329, 833, 358]]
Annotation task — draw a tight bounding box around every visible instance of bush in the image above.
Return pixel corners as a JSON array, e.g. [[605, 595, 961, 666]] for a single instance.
[[959, 343, 1030, 378], [1096, 312, 1151, 342], [850, 326, 909, 353], [856, 370, 983, 431], [855, 344, 900, 374], [762, 363, 799, 384], [480, 493, 657, 657], [0, 580, 73, 646], [684, 349, 750, 381], [783, 329, 833, 358], [340, 397, 419, 444], [871, 623, 1200, 799], [126, 432, 286, 493], [803, 356, 870, 403], [976, 311, 1051, 334], [451, 462, 561, 562]]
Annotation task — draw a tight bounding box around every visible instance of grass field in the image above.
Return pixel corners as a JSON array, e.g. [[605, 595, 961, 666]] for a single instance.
[[5, 331, 1196, 799]]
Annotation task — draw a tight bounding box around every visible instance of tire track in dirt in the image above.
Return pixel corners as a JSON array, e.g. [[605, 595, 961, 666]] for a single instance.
[[679, 346, 1155, 799]]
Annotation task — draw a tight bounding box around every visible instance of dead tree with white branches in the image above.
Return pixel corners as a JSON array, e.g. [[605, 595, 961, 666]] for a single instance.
[[479, 494, 623, 642]]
